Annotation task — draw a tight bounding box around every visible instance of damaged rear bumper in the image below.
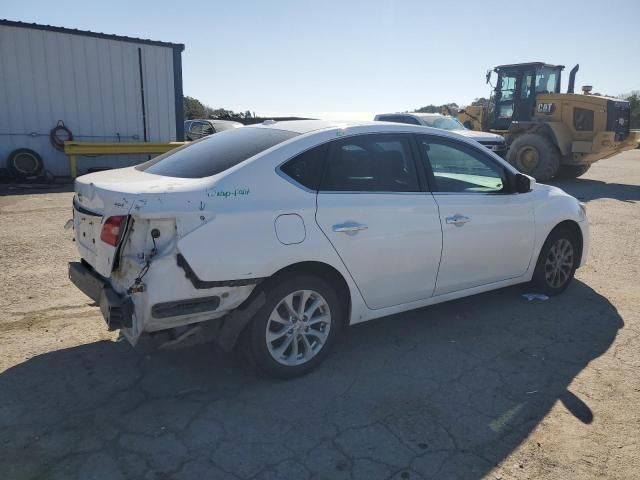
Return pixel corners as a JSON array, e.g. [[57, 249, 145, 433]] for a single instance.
[[68, 261, 134, 331]]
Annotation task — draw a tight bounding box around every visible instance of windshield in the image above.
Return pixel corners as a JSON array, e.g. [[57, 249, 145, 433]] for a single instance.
[[137, 127, 298, 178], [421, 116, 466, 131]]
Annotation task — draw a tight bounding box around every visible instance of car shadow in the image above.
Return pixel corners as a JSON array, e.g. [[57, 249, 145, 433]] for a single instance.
[[0, 181, 74, 197], [0, 280, 622, 479], [549, 177, 640, 203]]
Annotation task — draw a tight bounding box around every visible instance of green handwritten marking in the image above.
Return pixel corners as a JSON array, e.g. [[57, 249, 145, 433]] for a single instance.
[[212, 188, 251, 199]]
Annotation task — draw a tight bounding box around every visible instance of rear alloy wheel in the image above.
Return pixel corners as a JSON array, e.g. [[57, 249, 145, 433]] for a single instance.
[[265, 290, 331, 367], [531, 228, 579, 295], [555, 164, 591, 179], [507, 133, 560, 181], [245, 275, 342, 378]]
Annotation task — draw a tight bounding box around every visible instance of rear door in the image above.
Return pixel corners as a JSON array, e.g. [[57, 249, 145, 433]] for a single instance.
[[315, 133, 443, 309], [415, 135, 535, 295]]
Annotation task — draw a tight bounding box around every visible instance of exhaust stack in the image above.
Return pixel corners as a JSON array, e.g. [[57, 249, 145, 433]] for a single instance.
[[567, 64, 579, 93]]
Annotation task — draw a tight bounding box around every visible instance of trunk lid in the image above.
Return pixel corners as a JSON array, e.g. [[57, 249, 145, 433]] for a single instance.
[[73, 167, 204, 277]]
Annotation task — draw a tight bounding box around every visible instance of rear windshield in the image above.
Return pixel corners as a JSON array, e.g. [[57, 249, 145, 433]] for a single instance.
[[137, 127, 299, 178]]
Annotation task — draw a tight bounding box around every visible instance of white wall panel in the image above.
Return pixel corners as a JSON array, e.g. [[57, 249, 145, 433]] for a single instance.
[[0, 23, 181, 176]]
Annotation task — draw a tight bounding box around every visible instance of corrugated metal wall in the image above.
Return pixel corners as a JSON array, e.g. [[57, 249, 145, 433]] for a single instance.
[[0, 23, 179, 176]]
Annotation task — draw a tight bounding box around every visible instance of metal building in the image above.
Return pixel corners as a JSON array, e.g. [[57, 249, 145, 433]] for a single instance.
[[0, 19, 184, 177]]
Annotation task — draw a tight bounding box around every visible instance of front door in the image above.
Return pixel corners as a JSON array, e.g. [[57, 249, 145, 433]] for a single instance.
[[315, 133, 443, 309], [415, 135, 535, 295], [490, 69, 519, 130], [513, 68, 536, 122]]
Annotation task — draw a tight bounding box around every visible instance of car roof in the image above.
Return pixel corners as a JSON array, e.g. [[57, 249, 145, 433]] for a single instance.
[[249, 119, 385, 134], [248, 119, 473, 141], [377, 112, 443, 118], [495, 62, 564, 71], [189, 119, 243, 125]]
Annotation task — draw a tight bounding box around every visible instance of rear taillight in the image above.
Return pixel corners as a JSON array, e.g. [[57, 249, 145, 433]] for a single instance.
[[100, 216, 127, 246]]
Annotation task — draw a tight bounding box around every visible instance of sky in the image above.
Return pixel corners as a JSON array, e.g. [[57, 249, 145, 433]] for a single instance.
[[3, 0, 640, 120]]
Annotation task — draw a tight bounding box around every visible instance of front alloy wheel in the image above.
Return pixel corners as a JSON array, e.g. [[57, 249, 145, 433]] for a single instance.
[[544, 238, 574, 289], [531, 227, 579, 295], [265, 290, 331, 366]]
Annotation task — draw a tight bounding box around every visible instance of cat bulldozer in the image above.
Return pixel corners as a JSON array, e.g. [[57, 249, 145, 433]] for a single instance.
[[458, 62, 639, 180]]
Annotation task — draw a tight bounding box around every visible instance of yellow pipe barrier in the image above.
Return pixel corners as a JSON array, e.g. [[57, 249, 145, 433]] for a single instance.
[[64, 141, 186, 178]]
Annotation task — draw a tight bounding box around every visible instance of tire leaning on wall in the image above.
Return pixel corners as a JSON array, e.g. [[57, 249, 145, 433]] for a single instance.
[[6, 148, 44, 178]]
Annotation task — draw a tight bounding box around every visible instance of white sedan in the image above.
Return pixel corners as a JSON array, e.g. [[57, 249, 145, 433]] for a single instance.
[[68, 120, 589, 377]]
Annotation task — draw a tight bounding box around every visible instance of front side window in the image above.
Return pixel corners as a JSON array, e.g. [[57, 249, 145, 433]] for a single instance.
[[497, 70, 517, 119], [138, 127, 298, 178], [417, 137, 506, 193], [320, 134, 420, 192]]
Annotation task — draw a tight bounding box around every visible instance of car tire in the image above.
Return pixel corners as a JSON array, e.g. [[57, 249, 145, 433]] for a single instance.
[[244, 274, 343, 379], [555, 164, 591, 179], [507, 133, 560, 181], [531, 226, 580, 296], [7, 148, 44, 178]]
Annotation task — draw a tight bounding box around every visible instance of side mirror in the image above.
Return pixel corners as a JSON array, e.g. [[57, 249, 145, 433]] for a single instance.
[[515, 173, 533, 193]]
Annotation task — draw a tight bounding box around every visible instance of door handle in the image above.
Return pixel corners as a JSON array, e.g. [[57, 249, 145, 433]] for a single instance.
[[332, 222, 368, 234], [445, 214, 471, 227]]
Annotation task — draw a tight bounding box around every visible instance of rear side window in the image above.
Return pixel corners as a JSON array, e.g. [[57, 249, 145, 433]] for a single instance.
[[320, 134, 420, 192], [280, 144, 328, 190], [137, 127, 298, 178]]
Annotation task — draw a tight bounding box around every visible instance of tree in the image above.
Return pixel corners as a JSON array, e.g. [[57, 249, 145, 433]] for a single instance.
[[183, 96, 250, 120], [414, 105, 439, 113], [209, 108, 236, 119], [414, 103, 459, 115], [471, 97, 489, 107], [183, 96, 207, 119]]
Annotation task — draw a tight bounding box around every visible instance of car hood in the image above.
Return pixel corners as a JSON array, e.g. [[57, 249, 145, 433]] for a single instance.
[[452, 129, 505, 142], [533, 182, 578, 201]]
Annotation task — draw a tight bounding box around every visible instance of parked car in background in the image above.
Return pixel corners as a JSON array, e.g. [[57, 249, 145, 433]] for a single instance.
[[375, 112, 507, 156], [69, 120, 588, 378], [184, 119, 243, 140]]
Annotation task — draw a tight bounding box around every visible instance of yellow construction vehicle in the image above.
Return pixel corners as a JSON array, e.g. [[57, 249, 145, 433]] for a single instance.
[[458, 62, 640, 180]]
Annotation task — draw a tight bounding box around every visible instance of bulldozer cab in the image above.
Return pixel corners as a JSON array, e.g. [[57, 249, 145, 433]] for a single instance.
[[488, 62, 564, 130]]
